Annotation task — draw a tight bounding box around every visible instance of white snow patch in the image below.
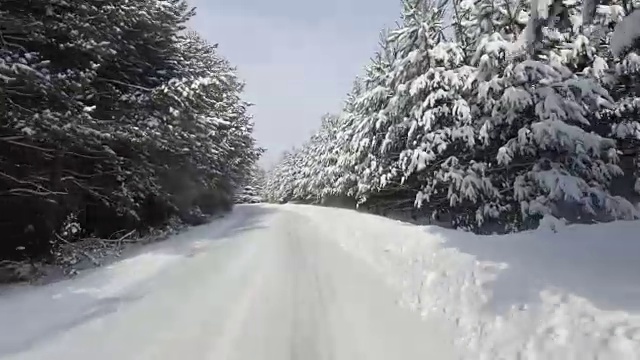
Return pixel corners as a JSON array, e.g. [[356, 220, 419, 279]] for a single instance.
[[64, 253, 181, 299]]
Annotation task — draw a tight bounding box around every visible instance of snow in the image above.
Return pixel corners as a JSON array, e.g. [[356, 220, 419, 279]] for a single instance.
[[0, 205, 456, 360], [1, 204, 639, 359], [292, 205, 640, 359], [0, 213, 247, 358], [611, 10, 640, 57]]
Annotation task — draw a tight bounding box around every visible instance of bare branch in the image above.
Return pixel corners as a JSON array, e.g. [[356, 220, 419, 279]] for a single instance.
[[4, 188, 67, 196], [97, 78, 153, 92], [63, 169, 118, 178], [0, 170, 44, 188], [68, 178, 110, 203], [6, 98, 36, 114], [54, 233, 101, 266], [0, 31, 27, 52], [2, 35, 29, 42], [65, 151, 109, 160], [0, 136, 24, 141], [2, 139, 55, 152], [6, 89, 38, 97], [101, 230, 137, 249]]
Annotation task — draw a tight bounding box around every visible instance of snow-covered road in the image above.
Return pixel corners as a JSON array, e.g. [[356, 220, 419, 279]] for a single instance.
[[3, 204, 639, 359], [0, 204, 456, 360]]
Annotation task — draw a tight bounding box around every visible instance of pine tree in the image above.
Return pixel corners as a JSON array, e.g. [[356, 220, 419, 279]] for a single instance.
[[0, 0, 260, 260], [343, 30, 400, 203], [264, 0, 640, 231]]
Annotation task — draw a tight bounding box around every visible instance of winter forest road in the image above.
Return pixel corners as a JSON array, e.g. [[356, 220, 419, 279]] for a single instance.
[[0, 204, 456, 360]]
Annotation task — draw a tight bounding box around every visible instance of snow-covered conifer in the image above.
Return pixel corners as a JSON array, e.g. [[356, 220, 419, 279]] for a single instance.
[[0, 1, 260, 260]]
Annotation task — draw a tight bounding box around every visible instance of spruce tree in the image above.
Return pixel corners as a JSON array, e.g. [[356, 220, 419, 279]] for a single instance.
[[0, 0, 260, 260]]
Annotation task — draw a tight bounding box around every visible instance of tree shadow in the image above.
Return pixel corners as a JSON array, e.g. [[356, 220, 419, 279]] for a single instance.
[[0, 291, 144, 357]]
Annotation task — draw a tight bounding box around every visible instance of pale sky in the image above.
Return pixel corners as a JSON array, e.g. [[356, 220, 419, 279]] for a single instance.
[[187, 0, 398, 166]]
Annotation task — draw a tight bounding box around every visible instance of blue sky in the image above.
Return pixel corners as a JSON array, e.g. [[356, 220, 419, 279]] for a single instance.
[[187, 0, 399, 166]]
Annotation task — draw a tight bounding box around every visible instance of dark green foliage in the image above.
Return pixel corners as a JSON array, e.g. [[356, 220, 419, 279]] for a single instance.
[[0, 0, 260, 260]]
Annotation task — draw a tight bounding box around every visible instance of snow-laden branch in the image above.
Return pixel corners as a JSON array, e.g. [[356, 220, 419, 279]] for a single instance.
[[611, 10, 640, 57]]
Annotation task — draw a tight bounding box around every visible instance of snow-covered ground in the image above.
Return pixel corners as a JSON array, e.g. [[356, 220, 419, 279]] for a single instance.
[[292, 205, 640, 359], [0, 205, 454, 360], [0, 204, 639, 359]]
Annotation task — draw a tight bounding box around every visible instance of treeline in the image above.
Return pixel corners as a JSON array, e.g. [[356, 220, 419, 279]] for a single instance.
[[235, 165, 266, 204], [0, 0, 260, 260], [265, 0, 640, 232]]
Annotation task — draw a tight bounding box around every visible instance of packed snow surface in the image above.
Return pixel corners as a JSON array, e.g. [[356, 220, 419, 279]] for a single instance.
[[0, 205, 454, 360], [1, 204, 639, 359], [297, 206, 640, 360]]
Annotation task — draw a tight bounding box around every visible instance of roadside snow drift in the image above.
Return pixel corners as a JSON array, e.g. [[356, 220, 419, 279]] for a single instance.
[[292, 205, 640, 360]]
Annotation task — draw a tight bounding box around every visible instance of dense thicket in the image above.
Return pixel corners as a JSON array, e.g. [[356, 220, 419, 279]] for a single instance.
[[265, 0, 640, 232], [234, 165, 266, 204], [0, 0, 260, 260]]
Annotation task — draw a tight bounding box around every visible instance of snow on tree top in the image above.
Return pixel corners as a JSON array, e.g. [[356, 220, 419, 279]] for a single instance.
[[611, 10, 640, 57]]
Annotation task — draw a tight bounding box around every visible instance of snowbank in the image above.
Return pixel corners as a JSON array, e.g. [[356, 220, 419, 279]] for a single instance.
[[294, 205, 640, 359]]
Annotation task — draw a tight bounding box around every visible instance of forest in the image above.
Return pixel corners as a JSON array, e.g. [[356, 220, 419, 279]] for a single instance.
[[264, 0, 640, 233], [0, 0, 261, 265]]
